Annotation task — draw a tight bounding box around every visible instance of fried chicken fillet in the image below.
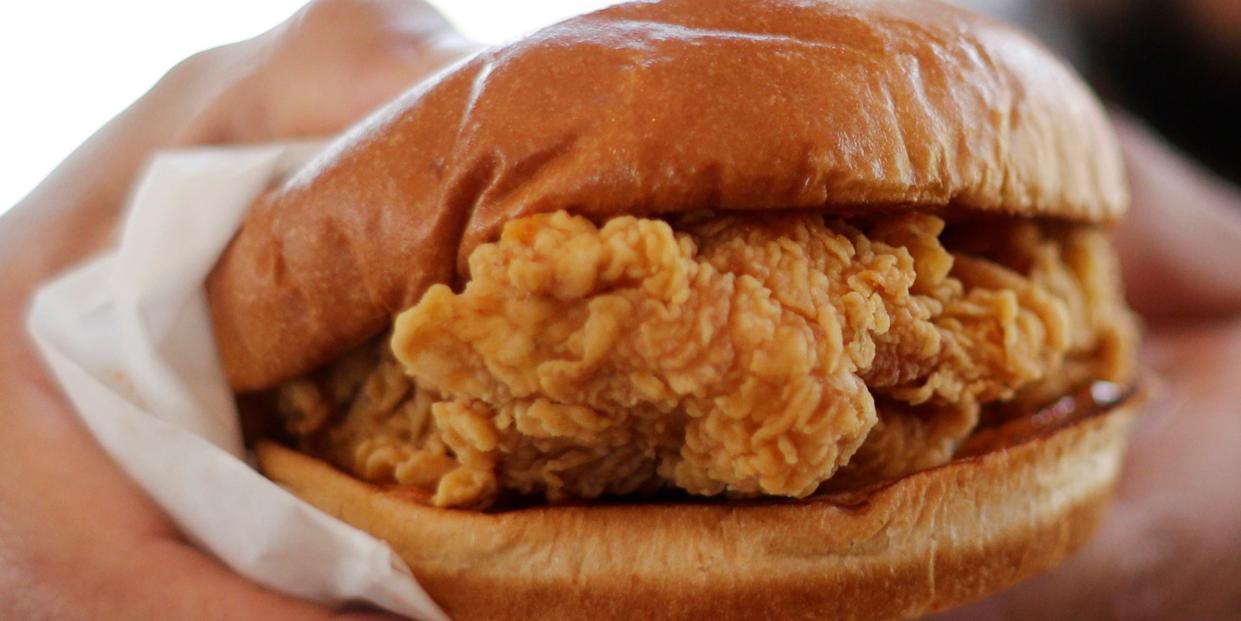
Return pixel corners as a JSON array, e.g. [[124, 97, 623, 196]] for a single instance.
[[268, 211, 1133, 509]]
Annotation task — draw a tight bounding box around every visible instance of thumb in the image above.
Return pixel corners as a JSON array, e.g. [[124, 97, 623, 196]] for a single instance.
[[194, 0, 481, 143], [1110, 114, 1241, 321]]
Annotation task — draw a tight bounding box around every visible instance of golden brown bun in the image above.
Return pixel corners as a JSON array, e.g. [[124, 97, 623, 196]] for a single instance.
[[256, 399, 1139, 620], [207, 0, 1127, 392]]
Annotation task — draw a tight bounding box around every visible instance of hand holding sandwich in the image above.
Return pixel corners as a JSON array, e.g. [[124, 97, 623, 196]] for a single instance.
[[1, 1, 1239, 619]]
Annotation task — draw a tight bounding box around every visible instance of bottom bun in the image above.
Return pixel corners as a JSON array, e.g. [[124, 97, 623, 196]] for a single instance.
[[256, 398, 1139, 620]]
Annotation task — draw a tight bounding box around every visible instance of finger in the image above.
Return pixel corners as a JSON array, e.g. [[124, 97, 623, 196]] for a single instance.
[[1110, 114, 1241, 320], [279, 0, 479, 89], [107, 538, 402, 620], [199, 0, 480, 143], [0, 364, 403, 620]]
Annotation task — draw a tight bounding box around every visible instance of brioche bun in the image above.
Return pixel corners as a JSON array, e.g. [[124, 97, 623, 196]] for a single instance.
[[207, 0, 1126, 393]]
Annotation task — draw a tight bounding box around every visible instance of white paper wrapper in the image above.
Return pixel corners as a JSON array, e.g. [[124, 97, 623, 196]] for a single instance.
[[26, 142, 448, 621]]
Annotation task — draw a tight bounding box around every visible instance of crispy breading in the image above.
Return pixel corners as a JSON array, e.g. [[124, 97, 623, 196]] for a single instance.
[[271, 211, 1133, 509]]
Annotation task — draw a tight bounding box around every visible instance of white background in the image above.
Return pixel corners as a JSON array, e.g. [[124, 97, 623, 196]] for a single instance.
[[0, 1, 617, 214]]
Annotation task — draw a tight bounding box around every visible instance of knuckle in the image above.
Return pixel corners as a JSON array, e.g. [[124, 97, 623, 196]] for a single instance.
[[299, 0, 382, 27]]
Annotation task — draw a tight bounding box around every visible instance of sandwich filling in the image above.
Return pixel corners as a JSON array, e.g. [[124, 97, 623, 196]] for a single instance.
[[268, 210, 1135, 509]]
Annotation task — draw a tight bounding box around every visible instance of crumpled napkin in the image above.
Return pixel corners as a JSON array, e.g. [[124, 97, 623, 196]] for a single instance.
[[26, 141, 447, 621]]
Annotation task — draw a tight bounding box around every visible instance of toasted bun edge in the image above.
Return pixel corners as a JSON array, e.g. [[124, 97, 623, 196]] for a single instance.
[[256, 398, 1139, 620]]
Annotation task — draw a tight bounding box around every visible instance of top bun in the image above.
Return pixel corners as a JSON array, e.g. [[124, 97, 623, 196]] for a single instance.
[[208, 0, 1128, 392]]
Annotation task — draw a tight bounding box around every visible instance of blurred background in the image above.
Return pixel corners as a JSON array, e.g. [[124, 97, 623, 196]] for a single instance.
[[1, 0, 1238, 214]]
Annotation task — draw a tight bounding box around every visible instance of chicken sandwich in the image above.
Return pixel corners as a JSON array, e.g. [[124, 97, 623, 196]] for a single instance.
[[207, 0, 1143, 618]]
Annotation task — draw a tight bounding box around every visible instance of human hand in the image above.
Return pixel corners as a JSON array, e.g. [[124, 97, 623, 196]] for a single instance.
[[0, 1, 473, 618], [6, 4, 1240, 618], [937, 118, 1241, 620]]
